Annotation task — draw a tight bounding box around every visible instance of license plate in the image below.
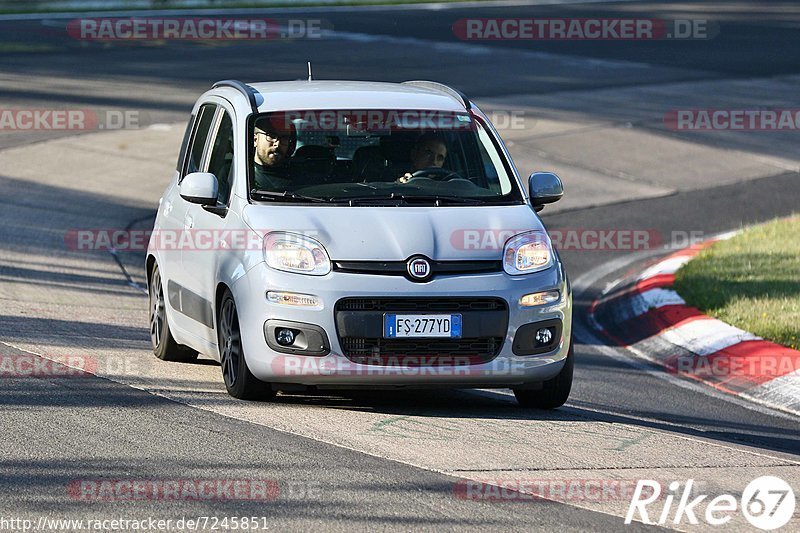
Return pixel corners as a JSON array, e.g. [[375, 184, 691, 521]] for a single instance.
[[384, 314, 462, 338]]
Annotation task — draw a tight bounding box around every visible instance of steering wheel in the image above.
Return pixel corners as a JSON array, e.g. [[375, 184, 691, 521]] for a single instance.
[[409, 167, 464, 181]]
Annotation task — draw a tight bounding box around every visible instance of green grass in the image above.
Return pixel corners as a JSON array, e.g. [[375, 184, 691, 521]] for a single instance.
[[673, 216, 800, 350]]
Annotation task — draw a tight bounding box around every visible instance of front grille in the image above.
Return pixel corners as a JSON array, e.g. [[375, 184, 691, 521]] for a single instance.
[[341, 337, 504, 366], [337, 297, 506, 312], [335, 297, 508, 366], [333, 260, 501, 280]]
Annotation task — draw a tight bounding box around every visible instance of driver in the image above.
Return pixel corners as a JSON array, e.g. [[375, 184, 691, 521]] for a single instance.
[[397, 133, 447, 183], [253, 116, 296, 190]]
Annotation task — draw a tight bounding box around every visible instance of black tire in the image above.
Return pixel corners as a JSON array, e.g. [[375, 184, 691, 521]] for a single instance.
[[513, 341, 573, 409], [149, 263, 198, 363], [217, 290, 275, 401]]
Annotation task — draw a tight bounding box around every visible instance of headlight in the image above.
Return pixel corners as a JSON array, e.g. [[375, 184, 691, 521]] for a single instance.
[[263, 232, 331, 276], [503, 231, 553, 275]]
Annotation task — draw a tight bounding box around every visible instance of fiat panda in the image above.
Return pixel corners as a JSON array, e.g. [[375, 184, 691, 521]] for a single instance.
[[147, 79, 572, 408]]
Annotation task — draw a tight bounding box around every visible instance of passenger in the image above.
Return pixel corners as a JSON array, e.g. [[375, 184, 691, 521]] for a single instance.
[[253, 116, 296, 190]]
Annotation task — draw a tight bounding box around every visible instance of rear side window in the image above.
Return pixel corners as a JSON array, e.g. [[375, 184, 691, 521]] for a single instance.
[[183, 104, 217, 178]]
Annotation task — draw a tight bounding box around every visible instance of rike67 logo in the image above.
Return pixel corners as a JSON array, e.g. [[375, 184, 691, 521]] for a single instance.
[[626, 476, 795, 530]]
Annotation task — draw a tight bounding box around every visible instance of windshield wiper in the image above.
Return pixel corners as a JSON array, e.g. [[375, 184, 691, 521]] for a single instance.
[[250, 189, 328, 203], [400, 195, 487, 206], [335, 193, 487, 206]]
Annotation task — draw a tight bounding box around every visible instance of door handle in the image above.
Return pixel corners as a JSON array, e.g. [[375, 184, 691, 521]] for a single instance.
[[185, 215, 194, 229]]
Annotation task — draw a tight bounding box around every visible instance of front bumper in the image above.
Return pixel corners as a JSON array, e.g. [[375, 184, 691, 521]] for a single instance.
[[231, 262, 572, 387]]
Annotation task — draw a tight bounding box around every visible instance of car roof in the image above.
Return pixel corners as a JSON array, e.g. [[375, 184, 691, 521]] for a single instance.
[[231, 80, 470, 113]]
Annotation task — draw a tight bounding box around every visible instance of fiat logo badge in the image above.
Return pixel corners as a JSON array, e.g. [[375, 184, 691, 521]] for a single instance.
[[407, 257, 431, 280]]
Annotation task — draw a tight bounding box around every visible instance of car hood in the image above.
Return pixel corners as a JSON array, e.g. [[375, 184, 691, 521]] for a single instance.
[[241, 204, 545, 261]]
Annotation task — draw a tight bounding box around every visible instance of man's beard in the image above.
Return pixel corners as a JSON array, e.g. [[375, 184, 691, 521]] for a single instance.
[[260, 148, 284, 165]]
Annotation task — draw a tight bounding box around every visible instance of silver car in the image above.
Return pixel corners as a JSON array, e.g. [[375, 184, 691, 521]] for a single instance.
[[147, 79, 572, 408]]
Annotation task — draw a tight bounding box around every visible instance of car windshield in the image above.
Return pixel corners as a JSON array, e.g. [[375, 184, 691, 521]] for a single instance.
[[249, 109, 523, 205]]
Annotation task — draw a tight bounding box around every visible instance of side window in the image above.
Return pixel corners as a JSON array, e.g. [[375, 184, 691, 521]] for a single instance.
[[207, 110, 235, 204], [176, 115, 194, 172], [182, 103, 217, 179]]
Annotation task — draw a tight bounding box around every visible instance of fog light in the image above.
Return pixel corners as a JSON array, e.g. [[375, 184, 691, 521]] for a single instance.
[[267, 291, 321, 308], [519, 290, 560, 307], [276, 328, 296, 346], [535, 328, 553, 345]]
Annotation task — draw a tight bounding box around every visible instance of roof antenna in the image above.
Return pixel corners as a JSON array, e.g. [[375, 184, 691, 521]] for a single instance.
[[307, 61, 313, 81]]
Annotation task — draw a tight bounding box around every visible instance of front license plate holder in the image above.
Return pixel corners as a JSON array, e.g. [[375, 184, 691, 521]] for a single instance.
[[383, 314, 462, 338]]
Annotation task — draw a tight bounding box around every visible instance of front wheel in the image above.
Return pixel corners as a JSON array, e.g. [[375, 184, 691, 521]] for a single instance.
[[513, 341, 573, 409], [217, 290, 275, 401]]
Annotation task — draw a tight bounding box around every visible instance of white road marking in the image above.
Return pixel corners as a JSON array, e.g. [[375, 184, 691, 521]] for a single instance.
[[637, 255, 692, 280], [714, 230, 740, 241]]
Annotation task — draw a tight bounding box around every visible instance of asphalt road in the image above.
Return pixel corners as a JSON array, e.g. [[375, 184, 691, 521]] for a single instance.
[[0, 1, 798, 531]]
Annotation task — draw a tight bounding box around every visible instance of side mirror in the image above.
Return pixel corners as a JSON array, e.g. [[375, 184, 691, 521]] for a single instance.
[[528, 172, 563, 211], [180, 172, 218, 206]]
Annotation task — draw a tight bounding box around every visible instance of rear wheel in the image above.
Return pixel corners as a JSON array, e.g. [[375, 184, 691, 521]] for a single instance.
[[218, 290, 275, 401], [149, 263, 197, 363], [513, 341, 573, 409]]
